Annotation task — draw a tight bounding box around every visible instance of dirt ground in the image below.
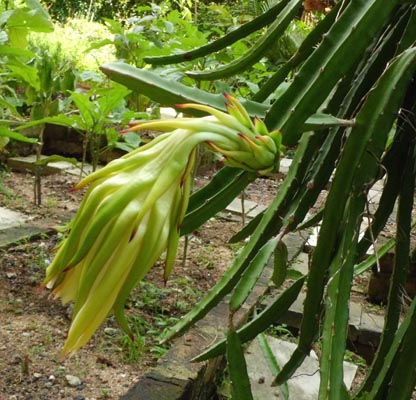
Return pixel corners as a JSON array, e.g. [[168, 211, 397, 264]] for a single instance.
[[0, 168, 280, 400]]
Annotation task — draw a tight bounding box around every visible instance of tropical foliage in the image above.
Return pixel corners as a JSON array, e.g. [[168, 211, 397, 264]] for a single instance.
[[98, 1, 416, 398], [2, 0, 416, 398]]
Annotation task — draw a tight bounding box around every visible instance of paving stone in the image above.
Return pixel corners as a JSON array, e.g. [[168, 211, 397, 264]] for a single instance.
[[279, 158, 292, 174], [65, 164, 96, 177], [226, 198, 258, 215], [247, 204, 267, 218], [274, 291, 305, 330], [0, 224, 47, 248], [284, 232, 310, 262], [348, 302, 363, 341], [368, 189, 382, 214], [0, 213, 75, 248], [0, 207, 30, 230], [358, 312, 384, 347], [121, 372, 190, 400], [290, 252, 309, 275], [7, 155, 67, 175], [246, 336, 357, 400], [145, 106, 183, 120], [306, 220, 370, 249], [2, 150, 386, 397], [122, 259, 273, 400], [371, 179, 385, 193], [306, 226, 320, 248]]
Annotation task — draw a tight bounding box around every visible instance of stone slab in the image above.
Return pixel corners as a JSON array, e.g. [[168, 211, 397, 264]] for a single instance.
[[65, 166, 93, 177], [371, 179, 385, 193], [348, 302, 363, 341], [358, 312, 384, 347], [272, 290, 305, 330], [279, 158, 293, 174], [284, 232, 309, 262], [7, 155, 67, 175], [306, 220, 373, 250], [290, 252, 309, 275], [146, 107, 183, 120], [0, 212, 75, 248], [306, 226, 320, 248], [368, 189, 382, 201], [0, 207, 30, 230], [247, 204, 267, 218], [121, 372, 191, 400], [122, 257, 274, 399], [246, 336, 357, 400], [226, 198, 258, 215]]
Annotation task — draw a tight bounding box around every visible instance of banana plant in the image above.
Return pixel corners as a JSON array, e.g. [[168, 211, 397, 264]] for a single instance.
[[48, 0, 416, 399]]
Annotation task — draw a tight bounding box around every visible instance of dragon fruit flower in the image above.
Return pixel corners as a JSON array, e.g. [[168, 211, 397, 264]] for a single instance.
[[43, 95, 283, 356]]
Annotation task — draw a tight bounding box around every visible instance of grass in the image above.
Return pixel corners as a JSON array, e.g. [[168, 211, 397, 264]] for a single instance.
[[344, 350, 367, 369], [10, 234, 53, 271], [266, 323, 296, 344], [115, 278, 203, 362]]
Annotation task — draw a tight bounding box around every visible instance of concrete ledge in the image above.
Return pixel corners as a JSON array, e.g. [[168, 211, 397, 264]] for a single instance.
[[0, 220, 56, 248], [121, 232, 308, 400], [122, 263, 273, 400], [0, 213, 75, 248], [271, 252, 385, 364]]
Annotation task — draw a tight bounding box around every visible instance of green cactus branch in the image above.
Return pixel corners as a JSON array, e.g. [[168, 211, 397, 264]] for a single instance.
[[143, 0, 291, 65], [50, 0, 416, 397], [186, 0, 303, 81]]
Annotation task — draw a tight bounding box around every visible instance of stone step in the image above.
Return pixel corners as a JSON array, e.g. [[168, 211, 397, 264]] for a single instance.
[[264, 251, 385, 363], [0, 207, 31, 230], [246, 335, 357, 400], [7, 154, 95, 176]]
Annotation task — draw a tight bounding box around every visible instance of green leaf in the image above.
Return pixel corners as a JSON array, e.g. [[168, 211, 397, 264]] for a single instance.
[[181, 169, 255, 236], [70, 91, 95, 128], [285, 269, 304, 280], [7, 27, 28, 48], [187, 0, 303, 81], [192, 277, 305, 362], [14, 114, 82, 131], [143, 0, 291, 65], [7, 0, 54, 32], [271, 241, 289, 287], [123, 132, 141, 148], [229, 210, 264, 243], [0, 98, 20, 117], [353, 238, 395, 276], [0, 45, 34, 58], [230, 237, 279, 312], [0, 126, 38, 143], [0, 180, 11, 197], [227, 328, 254, 400], [100, 61, 267, 117], [8, 62, 40, 90], [303, 113, 354, 131], [35, 155, 79, 167], [0, 136, 9, 149], [258, 334, 289, 400], [95, 85, 131, 116], [0, 31, 8, 44]]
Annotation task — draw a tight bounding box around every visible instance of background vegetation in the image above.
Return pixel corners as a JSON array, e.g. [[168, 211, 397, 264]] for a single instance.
[[2, 0, 416, 399]]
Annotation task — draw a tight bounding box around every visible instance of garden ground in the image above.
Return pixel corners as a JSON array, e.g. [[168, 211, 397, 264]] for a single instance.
[[0, 167, 279, 399]]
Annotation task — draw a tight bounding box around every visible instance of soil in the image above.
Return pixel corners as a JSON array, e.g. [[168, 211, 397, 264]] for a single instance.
[[0, 167, 280, 400], [1, 162, 398, 399]]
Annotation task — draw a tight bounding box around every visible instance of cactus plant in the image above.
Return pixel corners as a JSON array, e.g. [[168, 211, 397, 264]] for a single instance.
[[47, 0, 416, 398]]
